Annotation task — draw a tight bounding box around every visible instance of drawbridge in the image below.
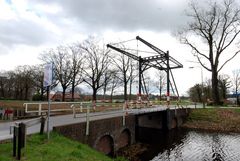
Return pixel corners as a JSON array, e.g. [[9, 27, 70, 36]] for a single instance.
[[107, 36, 183, 104]]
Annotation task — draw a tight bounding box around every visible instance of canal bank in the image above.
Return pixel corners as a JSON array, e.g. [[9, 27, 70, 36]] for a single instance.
[[182, 108, 240, 133], [116, 107, 240, 161]]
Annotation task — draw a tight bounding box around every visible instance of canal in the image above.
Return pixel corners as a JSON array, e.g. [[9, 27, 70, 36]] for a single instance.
[[137, 128, 240, 161]]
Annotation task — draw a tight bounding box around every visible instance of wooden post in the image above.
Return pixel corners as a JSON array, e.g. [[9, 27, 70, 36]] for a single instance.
[[17, 125, 21, 160], [40, 117, 45, 135], [16, 123, 26, 160], [13, 126, 17, 157]]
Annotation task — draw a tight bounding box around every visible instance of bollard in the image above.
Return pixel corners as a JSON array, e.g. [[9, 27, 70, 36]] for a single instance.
[[13, 126, 17, 157], [40, 117, 45, 135], [17, 123, 26, 160]]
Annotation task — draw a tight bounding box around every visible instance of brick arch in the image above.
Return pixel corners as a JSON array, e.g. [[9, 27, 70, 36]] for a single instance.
[[118, 128, 131, 149], [95, 134, 114, 156]]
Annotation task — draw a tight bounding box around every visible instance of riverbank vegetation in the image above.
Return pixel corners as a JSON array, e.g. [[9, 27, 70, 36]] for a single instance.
[[0, 132, 126, 161], [182, 108, 240, 133]]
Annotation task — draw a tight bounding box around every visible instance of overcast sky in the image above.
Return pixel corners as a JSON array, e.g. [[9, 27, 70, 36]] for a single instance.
[[0, 0, 240, 95]]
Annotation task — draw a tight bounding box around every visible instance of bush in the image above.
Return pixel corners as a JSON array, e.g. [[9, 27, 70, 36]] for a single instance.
[[32, 93, 45, 101]]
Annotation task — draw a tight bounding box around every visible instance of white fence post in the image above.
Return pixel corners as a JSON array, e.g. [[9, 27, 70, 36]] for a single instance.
[[80, 102, 83, 113], [24, 104, 28, 113], [38, 104, 42, 116], [71, 105, 76, 118], [86, 106, 90, 136]]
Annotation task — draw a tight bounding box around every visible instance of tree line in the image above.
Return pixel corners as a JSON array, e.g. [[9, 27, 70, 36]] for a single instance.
[[0, 37, 167, 102], [188, 69, 240, 105]]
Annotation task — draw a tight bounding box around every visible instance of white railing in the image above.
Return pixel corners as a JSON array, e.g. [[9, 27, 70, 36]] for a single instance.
[[23, 101, 92, 116]]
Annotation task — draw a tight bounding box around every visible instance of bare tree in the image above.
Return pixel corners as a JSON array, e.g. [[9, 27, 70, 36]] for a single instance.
[[232, 69, 240, 105], [109, 71, 120, 102], [40, 46, 73, 101], [102, 69, 117, 101], [14, 65, 35, 100], [69, 45, 84, 101], [0, 72, 7, 98], [154, 70, 166, 101], [31, 65, 45, 100], [128, 60, 137, 101], [179, 0, 240, 105], [112, 52, 132, 101], [188, 84, 203, 102], [218, 74, 231, 100], [80, 37, 111, 102]]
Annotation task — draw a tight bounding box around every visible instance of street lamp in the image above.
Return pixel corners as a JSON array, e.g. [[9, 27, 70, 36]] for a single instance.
[[189, 66, 205, 108]]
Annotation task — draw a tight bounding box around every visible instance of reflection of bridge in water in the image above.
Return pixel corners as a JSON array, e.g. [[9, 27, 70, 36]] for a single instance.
[[0, 101, 191, 155]]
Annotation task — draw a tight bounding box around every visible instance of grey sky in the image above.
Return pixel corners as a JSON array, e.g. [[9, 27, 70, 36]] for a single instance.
[[0, 0, 189, 50], [1, 0, 239, 95], [51, 0, 189, 32]]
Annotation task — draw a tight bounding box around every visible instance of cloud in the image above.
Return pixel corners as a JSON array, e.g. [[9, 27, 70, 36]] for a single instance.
[[0, 0, 64, 55], [0, 19, 55, 47], [32, 0, 189, 33]]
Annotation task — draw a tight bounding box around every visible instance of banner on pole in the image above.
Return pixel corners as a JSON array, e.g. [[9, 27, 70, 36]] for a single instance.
[[43, 63, 53, 87]]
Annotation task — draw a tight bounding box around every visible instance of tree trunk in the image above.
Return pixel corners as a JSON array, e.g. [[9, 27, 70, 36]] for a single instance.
[[71, 80, 75, 102], [92, 88, 97, 102], [129, 79, 132, 101], [103, 86, 107, 101], [124, 81, 127, 101], [62, 87, 66, 102], [24, 85, 29, 100], [159, 80, 162, 101], [41, 87, 44, 101], [1, 87, 4, 98], [212, 69, 220, 105], [110, 94, 113, 103]]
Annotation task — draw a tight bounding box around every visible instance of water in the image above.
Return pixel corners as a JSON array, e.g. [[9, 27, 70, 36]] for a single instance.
[[138, 129, 240, 161]]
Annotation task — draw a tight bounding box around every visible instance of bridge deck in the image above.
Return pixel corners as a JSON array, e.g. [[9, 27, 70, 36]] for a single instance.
[[0, 105, 187, 141]]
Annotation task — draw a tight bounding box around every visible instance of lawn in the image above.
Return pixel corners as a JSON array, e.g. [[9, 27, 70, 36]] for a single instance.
[[182, 108, 240, 132], [0, 132, 127, 161]]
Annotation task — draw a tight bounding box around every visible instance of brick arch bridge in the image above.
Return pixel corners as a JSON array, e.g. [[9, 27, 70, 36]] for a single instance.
[[53, 108, 189, 155]]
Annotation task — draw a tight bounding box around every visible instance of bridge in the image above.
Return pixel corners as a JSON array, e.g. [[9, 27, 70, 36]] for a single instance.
[[0, 102, 191, 156]]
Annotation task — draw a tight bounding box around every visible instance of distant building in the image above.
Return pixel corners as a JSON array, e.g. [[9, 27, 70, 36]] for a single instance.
[[51, 91, 81, 101]]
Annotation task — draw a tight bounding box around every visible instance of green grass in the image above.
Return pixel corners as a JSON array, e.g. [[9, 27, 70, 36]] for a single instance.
[[183, 108, 240, 132], [187, 108, 220, 123], [0, 132, 127, 161]]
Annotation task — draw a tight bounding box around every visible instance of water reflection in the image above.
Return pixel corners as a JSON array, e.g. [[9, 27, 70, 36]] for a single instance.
[[138, 128, 240, 161]]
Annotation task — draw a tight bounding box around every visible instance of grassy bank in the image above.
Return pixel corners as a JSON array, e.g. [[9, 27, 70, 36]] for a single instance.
[[0, 132, 126, 161], [182, 108, 240, 133]]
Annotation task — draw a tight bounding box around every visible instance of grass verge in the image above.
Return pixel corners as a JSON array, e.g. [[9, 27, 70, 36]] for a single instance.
[[182, 108, 240, 132], [0, 132, 127, 161]]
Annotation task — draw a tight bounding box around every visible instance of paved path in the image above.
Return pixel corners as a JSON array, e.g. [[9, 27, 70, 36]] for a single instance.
[[0, 105, 178, 141]]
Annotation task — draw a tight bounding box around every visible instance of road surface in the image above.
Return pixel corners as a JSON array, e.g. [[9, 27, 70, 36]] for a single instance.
[[0, 105, 195, 141]]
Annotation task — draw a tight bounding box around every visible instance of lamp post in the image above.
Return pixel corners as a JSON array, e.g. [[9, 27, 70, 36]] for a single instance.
[[189, 66, 205, 108]]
